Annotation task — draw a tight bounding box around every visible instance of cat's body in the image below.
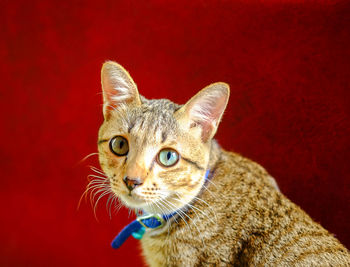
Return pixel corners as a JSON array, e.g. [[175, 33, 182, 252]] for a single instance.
[[96, 61, 350, 266], [142, 146, 349, 266]]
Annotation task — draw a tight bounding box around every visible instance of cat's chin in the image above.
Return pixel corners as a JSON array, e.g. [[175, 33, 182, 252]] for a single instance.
[[119, 194, 148, 209], [118, 193, 162, 211], [118, 193, 188, 215]]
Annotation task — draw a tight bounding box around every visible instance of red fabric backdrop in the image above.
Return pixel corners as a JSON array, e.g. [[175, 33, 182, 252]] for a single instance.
[[1, 1, 349, 266]]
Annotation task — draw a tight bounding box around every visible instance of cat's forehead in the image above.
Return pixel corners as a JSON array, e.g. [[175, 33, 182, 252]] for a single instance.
[[140, 97, 180, 115], [121, 98, 182, 141]]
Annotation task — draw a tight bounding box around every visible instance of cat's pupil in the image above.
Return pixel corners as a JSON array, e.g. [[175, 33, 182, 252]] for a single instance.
[[119, 141, 124, 149], [167, 152, 171, 161]]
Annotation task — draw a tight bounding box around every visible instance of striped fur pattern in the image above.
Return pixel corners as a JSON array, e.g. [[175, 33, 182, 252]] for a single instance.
[[97, 61, 350, 266]]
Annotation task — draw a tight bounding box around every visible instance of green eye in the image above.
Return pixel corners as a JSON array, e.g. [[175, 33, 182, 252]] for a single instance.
[[109, 136, 129, 156], [158, 149, 179, 167]]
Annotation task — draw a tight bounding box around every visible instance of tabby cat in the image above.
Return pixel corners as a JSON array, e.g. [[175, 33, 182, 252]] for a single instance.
[[96, 61, 350, 266]]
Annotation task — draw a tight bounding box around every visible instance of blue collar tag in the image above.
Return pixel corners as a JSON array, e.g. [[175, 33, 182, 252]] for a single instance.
[[111, 213, 175, 249], [111, 169, 211, 249]]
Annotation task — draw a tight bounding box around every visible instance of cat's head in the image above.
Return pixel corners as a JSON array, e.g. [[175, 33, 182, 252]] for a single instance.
[[98, 61, 229, 214]]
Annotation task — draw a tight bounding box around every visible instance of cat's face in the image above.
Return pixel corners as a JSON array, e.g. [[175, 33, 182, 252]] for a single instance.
[[98, 61, 229, 214]]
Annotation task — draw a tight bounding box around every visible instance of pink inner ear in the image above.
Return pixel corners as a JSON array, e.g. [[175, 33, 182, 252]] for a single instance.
[[200, 121, 215, 143], [198, 100, 224, 142], [102, 74, 121, 116], [210, 94, 228, 123], [189, 87, 229, 143], [102, 75, 116, 99], [101, 64, 139, 117], [102, 76, 116, 110]]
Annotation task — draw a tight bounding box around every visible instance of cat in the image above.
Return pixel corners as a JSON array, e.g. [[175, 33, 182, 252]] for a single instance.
[[96, 61, 350, 266]]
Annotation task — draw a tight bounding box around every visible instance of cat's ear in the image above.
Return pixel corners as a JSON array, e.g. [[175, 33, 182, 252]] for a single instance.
[[101, 61, 141, 119], [176, 82, 230, 143]]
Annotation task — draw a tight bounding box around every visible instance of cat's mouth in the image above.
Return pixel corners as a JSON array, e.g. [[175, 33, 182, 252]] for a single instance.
[[110, 182, 192, 214], [116, 190, 155, 207], [118, 190, 184, 214]]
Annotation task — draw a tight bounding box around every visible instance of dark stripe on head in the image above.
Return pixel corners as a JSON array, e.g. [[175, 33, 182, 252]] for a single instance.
[[128, 121, 135, 133], [140, 120, 144, 129], [159, 167, 186, 174], [149, 160, 155, 172], [181, 156, 204, 170], [98, 139, 109, 145], [152, 121, 159, 135], [161, 131, 167, 143]]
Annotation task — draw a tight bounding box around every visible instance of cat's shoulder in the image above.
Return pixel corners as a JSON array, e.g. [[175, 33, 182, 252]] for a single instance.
[[216, 149, 280, 192]]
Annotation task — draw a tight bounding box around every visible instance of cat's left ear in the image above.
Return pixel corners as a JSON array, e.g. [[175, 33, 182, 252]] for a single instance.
[[101, 61, 141, 119], [176, 82, 230, 143]]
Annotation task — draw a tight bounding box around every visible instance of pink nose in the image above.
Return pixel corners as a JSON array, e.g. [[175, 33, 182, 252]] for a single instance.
[[123, 176, 143, 191]]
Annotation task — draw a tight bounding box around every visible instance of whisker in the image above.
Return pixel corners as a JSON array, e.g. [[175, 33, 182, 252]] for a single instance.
[[172, 195, 216, 226], [152, 199, 168, 217], [80, 152, 99, 163], [158, 198, 189, 234], [155, 199, 179, 239], [201, 184, 216, 198], [114, 200, 124, 214], [106, 194, 115, 219], [90, 187, 107, 207], [161, 198, 205, 246], [168, 196, 203, 227], [205, 178, 218, 188], [89, 166, 107, 176], [87, 174, 108, 181], [78, 179, 108, 210], [160, 198, 191, 229], [93, 190, 112, 218], [172, 191, 218, 225]]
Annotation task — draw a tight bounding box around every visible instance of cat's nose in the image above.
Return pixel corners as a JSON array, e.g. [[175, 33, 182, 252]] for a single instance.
[[123, 176, 143, 191]]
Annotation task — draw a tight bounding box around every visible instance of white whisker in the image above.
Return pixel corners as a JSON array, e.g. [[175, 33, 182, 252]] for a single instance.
[[201, 184, 216, 198], [172, 194, 216, 226], [205, 178, 218, 188], [161, 198, 205, 246], [93, 190, 111, 218], [89, 166, 107, 176], [78, 165, 116, 221], [80, 152, 99, 163]]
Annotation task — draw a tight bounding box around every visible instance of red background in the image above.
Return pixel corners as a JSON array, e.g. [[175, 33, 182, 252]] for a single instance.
[[1, 1, 349, 266]]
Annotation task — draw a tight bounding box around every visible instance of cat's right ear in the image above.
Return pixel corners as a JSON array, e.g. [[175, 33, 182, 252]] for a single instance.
[[101, 61, 141, 119]]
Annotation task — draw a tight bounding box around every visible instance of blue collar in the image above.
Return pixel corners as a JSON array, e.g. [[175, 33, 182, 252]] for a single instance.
[[111, 170, 211, 249]]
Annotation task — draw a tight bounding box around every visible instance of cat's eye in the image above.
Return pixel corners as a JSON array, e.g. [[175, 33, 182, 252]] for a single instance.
[[109, 136, 129, 156], [158, 148, 179, 167]]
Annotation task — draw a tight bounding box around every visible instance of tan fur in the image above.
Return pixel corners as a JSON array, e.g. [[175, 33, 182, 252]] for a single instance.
[[97, 61, 350, 266]]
